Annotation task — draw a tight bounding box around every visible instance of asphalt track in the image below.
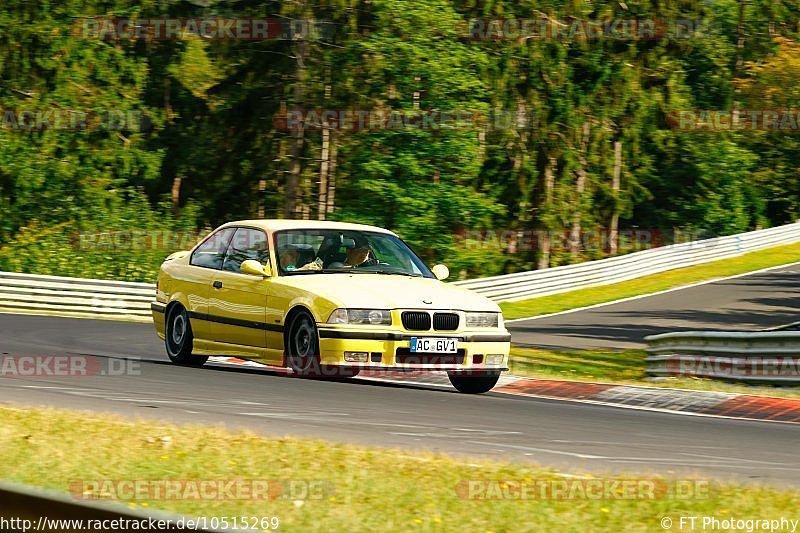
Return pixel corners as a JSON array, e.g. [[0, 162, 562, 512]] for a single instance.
[[507, 263, 800, 349], [2, 308, 800, 486]]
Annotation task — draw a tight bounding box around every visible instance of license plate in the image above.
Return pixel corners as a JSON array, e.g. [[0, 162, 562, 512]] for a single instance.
[[410, 337, 458, 354]]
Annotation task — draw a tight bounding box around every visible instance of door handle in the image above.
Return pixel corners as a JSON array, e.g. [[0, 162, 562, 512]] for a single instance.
[[213, 281, 223, 289]]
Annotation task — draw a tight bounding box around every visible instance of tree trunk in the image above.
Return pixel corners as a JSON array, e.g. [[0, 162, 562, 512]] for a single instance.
[[733, 0, 746, 117], [326, 130, 338, 214], [514, 98, 530, 224], [171, 176, 182, 215], [318, 125, 330, 220], [285, 130, 304, 218], [164, 78, 181, 215], [257, 178, 266, 218], [164, 78, 173, 123], [537, 155, 556, 269], [736, 0, 746, 72], [569, 121, 590, 258], [609, 139, 622, 255], [284, 38, 307, 219]]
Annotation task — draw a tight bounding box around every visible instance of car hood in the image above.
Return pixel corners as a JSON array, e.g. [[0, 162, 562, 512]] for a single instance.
[[277, 274, 501, 312]]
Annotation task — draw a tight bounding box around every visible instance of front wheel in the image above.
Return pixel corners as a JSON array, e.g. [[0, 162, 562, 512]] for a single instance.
[[447, 371, 500, 394], [165, 305, 207, 367], [286, 311, 360, 378], [287, 310, 320, 375]]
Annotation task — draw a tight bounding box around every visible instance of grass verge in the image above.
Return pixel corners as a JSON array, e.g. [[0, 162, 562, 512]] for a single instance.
[[509, 347, 800, 399], [2, 406, 799, 531], [500, 241, 800, 320]]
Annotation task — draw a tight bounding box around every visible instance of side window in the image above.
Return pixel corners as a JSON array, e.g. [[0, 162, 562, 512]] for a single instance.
[[190, 227, 236, 270], [222, 228, 270, 273]]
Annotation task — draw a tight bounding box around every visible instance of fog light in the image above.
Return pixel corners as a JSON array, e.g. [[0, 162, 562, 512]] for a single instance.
[[486, 354, 504, 366], [344, 351, 369, 363]]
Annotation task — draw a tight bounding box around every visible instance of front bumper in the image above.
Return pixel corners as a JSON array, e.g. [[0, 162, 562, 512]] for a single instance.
[[316, 326, 511, 371], [152, 302, 166, 340]]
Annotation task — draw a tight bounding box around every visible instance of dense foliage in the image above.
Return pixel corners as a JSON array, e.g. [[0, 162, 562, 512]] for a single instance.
[[0, 0, 798, 281]]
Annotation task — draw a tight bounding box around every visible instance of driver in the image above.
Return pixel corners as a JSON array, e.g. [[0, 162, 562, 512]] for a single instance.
[[345, 243, 371, 267], [329, 242, 372, 268]]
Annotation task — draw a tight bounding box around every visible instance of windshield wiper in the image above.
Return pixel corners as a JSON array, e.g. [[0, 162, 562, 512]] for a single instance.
[[361, 270, 423, 277], [284, 268, 422, 277], [283, 269, 345, 275]]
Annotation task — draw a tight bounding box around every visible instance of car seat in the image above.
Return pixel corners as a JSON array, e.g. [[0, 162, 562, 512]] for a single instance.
[[291, 243, 317, 268], [317, 236, 347, 267]]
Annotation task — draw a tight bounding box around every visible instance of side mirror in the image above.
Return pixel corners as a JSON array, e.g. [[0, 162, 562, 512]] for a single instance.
[[165, 250, 190, 262], [241, 259, 270, 277], [431, 264, 450, 280]]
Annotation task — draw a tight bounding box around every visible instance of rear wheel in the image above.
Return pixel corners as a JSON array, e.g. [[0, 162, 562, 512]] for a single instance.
[[286, 310, 359, 378], [165, 305, 207, 367], [447, 371, 500, 394]]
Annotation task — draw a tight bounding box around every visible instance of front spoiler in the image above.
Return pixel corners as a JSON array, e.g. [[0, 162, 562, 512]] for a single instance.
[[339, 365, 509, 373]]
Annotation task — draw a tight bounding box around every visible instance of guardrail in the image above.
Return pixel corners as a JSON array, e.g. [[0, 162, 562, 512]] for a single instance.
[[0, 271, 152, 320], [1, 222, 800, 320], [0, 480, 228, 532], [645, 331, 800, 384], [452, 222, 800, 301]]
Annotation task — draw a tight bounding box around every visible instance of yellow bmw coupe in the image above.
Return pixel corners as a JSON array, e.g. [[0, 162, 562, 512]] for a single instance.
[[152, 220, 511, 393]]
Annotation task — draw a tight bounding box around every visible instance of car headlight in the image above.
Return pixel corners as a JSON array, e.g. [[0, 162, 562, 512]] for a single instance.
[[465, 312, 499, 328], [328, 308, 392, 325]]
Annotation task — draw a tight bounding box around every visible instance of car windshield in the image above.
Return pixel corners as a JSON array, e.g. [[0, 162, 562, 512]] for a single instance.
[[275, 229, 434, 278]]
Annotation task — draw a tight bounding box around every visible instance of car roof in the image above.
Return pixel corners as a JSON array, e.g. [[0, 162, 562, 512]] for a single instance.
[[220, 219, 397, 235]]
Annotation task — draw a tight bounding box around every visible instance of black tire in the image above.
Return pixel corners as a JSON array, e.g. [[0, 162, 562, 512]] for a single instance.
[[165, 305, 207, 367], [286, 310, 321, 375], [286, 310, 360, 378], [447, 371, 500, 394]]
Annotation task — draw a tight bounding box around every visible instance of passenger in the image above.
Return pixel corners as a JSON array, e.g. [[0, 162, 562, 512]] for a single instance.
[[279, 247, 299, 271], [279, 246, 322, 271]]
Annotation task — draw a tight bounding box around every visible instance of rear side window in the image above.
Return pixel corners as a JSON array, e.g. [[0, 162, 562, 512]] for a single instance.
[[223, 228, 270, 272], [190, 227, 236, 269]]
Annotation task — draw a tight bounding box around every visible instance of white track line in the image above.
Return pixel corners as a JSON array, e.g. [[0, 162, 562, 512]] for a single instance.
[[505, 260, 800, 323], [200, 356, 800, 425]]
